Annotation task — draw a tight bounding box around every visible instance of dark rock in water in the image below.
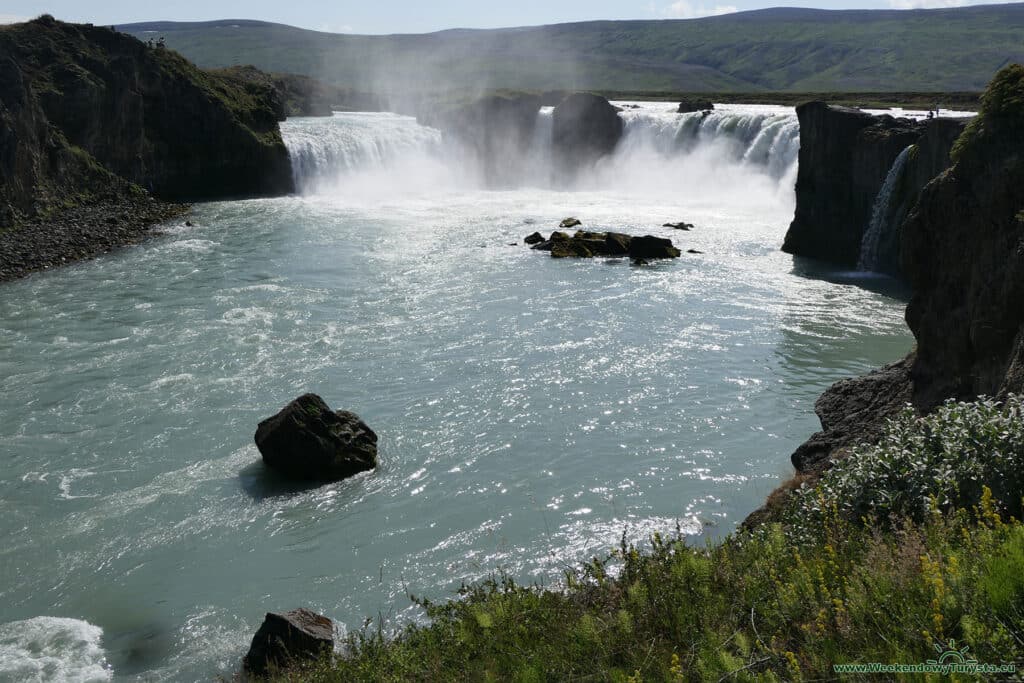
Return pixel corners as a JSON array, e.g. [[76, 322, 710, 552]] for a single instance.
[[604, 231, 632, 256], [531, 230, 570, 251], [529, 230, 679, 260], [560, 217, 582, 228], [687, 249, 704, 254], [678, 99, 714, 114], [628, 235, 682, 259], [664, 222, 694, 230], [254, 394, 377, 482], [631, 258, 649, 266], [552, 94, 623, 179], [551, 239, 594, 258], [243, 608, 334, 677], [185, 220, 194, 227], [524, 231, 545, 245]]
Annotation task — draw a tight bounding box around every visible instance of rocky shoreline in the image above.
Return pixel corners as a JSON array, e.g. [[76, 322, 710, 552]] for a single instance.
[[0, 194, 187, 283]]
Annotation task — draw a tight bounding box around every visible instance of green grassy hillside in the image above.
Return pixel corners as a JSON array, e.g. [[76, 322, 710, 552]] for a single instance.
[[118, 5, 1024, 95]]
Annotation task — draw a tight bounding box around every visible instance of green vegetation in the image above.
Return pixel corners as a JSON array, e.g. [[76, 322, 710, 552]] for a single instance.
[[265, 396, 1024, 681], [118, 5, 1024, 95], [953, 64, 1024, 163]]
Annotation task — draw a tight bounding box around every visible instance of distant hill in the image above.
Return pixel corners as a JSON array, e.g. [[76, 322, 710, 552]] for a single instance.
[[116, 5, 1024, 94]]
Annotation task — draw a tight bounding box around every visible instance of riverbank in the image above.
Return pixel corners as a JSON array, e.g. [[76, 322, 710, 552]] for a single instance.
[[0, 195, 187, 283]]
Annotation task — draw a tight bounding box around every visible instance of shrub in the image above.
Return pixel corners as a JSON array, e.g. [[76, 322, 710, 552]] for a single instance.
[[783, 395, 1024, 541]]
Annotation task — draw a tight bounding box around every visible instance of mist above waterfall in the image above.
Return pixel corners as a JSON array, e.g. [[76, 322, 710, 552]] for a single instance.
[[280, 102, 800, 209]]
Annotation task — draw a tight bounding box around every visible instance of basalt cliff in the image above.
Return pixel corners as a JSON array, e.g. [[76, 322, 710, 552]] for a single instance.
[[0, 16, 296, 279], [781, 102, 965, 277], [751, 64, 1024, 524], [415, 91, 623, 187]]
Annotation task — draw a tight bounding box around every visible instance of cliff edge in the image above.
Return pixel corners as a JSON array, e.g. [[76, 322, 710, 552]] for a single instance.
[[750, 64, 1024, 525], [781, 102, 965, 277], [0, 16, 296, 279]]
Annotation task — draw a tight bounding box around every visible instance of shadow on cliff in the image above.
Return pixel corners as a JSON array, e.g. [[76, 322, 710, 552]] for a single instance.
[[790, 255, 912, 302]]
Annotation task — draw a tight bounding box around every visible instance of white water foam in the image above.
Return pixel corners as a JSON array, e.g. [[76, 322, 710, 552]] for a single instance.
[[0, 617, 111, 683], [282, 102, 800, 202]]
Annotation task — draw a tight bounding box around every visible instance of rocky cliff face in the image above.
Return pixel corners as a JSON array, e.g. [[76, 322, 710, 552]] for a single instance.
[[552, 93, 623, 181], [0, 15, 294, 225], [781, 103, 964, 276], [413, 92, 624, 187], [750, 65, 1024, 526], [903, 65, 1024, 411], [417, 93, 541, 187]]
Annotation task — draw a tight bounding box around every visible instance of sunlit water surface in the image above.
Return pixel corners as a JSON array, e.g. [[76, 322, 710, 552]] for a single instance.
[[0, 105, 912, 681]]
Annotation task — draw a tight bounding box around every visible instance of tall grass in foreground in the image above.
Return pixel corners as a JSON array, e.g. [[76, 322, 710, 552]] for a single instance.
[[270, 397, 1024, 681]]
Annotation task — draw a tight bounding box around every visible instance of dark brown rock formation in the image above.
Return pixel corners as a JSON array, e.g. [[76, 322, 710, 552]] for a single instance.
[[678, 98, 714, 113], [528, 230, 681, 259], [243, 608, 334, 677], [552, 93, 623, 180], [255, 394, 378, 482]]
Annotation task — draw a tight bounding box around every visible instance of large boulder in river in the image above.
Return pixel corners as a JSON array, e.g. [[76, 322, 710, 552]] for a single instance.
[[552, 93, 624, 179], [254, 394, 377, 481], [243, 608, 334, 676]]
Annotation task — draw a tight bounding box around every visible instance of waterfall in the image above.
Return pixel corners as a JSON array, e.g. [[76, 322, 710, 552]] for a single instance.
[[283, 112, 444, 194], [280, 103, 800, 196], [615, 107, 800, 180], [857, 145, 913, 272]]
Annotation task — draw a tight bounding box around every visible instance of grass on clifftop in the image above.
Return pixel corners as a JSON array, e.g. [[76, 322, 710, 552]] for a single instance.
[[952, 64, 1024, 163], [266, 396, 1024, 682]]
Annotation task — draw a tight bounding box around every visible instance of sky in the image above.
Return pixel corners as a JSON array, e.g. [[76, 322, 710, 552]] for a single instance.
[[1, 0, 1020, 34]]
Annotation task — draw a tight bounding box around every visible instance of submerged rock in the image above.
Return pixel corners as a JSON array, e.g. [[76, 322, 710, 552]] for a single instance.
[[254, 394, 377, 482], [243, 608, 334, 677]]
